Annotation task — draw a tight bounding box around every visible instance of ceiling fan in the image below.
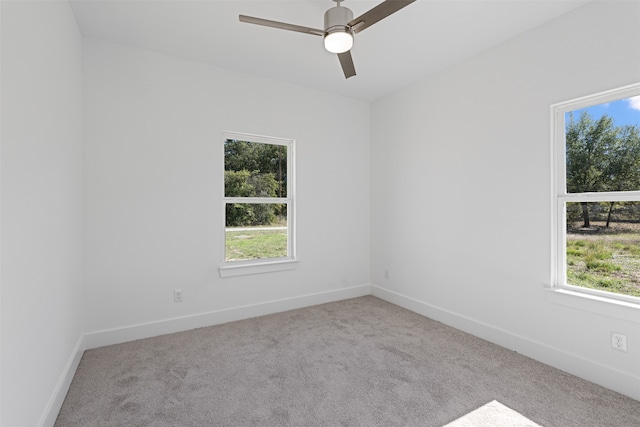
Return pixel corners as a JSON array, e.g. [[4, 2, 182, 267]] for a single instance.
[[239, 0, 416, 79]]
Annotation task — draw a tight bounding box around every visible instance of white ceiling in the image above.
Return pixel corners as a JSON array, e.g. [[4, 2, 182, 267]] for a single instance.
[[70, 0, 591, 101]]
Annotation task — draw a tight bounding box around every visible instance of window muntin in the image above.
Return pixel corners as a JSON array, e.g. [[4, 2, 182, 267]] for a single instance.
[[552, 84, 640, 303], [222, 132, 295, 268]]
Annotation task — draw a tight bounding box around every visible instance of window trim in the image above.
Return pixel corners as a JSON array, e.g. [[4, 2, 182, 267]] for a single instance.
[[219, 131, 297, 277], [550, 83, 640, 306]]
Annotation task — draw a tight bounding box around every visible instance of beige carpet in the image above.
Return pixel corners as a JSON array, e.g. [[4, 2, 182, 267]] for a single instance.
[[445, 400, 542, 427], [55, 296, 640, 426]]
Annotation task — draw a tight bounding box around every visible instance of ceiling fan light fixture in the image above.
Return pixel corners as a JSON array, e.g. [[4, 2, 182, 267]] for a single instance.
[[324, 29, 353, 53], [323, 3, 354, 54]]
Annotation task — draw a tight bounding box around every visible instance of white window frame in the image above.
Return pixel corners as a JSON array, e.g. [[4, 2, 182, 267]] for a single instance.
[[550, 83, 640, 309], [219, 131, 297, 277]]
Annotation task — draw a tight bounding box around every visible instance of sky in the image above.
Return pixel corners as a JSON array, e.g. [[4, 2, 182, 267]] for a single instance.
[[567, 95, 640, 127]]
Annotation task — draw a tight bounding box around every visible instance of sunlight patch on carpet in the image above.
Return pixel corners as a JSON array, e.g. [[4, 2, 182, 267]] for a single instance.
[[444, 400, 542, 427]]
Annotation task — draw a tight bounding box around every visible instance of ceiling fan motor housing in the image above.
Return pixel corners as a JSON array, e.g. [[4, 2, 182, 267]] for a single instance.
[[324, 5, 353, 36]]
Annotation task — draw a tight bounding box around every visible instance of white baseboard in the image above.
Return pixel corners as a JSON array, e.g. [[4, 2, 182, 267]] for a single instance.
[[39, 335, 85, 427], [371, 285, 640, 401], [84, 284, 372, 350]]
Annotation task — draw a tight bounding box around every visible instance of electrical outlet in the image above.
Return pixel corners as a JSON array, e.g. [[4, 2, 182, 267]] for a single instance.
[[174, 289, 183, 303], [611, 332, 627, 352], [384, 269, 390, 280]]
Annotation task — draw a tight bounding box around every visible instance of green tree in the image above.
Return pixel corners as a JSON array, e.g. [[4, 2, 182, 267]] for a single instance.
[[224, 170, 279, 226], [602, 125, 640, 226], [225, 140, 287, 197], [224, 170, 255, 198], [566, 112, 640, 227], [224, 139, 285, 227]]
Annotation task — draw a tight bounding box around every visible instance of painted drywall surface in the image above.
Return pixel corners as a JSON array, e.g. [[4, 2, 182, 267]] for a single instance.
[[371, 1, 640, 396], [1, 1, 84, 426], [82, 38, 370, 333]]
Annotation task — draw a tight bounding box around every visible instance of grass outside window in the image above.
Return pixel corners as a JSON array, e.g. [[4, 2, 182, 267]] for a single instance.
[[225, 226, 288, 262], [566, 218, 640, 298]]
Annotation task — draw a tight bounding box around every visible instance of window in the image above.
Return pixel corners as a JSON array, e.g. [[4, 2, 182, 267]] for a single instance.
[[552, 83, 640, 304], [219, 132, 296, 277]]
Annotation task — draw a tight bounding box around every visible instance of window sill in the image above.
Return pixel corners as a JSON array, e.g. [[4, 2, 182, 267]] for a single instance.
[[219, 259, 299, 278], [545, 287, 640, 323]]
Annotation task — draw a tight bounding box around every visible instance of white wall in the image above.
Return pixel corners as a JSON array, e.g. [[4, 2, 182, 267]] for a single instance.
[[1, 1, 84, 426], [371, 0, 640, 399], [82, 38, 371, 338]]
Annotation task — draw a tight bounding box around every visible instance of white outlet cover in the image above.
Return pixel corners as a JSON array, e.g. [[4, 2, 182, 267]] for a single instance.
[[611, 332, 627, 352]]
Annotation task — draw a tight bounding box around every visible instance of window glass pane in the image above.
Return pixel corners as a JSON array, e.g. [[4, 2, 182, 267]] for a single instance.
[[565, 96, 640, 193], [225, 203, 287, 262], [566, 202, 640, 297], [224, 140, 287, 198]]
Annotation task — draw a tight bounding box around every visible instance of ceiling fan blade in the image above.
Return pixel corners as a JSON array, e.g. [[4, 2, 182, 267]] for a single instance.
[[239, 15, 324, 36], [348, 0, 416, 34], [338, 51, 356, 79]]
